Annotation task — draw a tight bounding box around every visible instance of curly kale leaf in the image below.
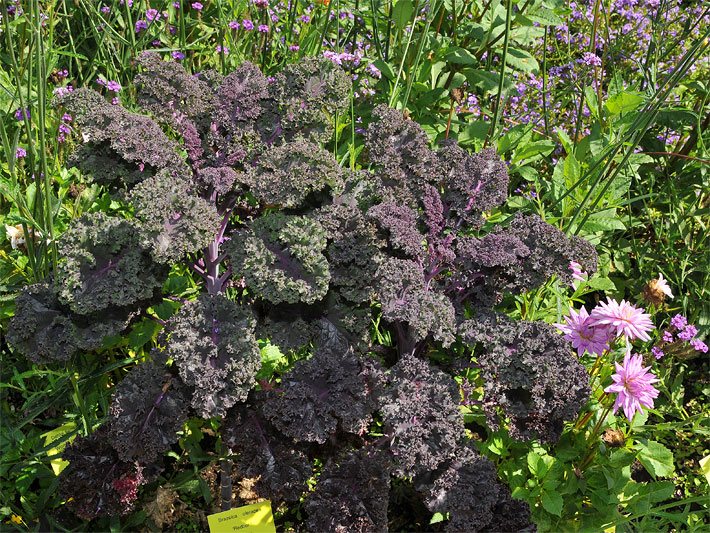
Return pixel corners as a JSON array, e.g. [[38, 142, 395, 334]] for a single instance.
[[108, 359, 190, 463], [216, 60, 270, 134], [269, 58, 351, 143], [414, 445, 503, 532], [245, 138, 344, 208], [436, 142, 509, 228], [460, 314, 590, 443], [454, 213, 598, 305], [380, 354, 465, 477], [130, 169, 221, 263], [7, 283, 138, 363], [376, 258, 456, 348], [224, 402, 313, 502], [261, 344, 383, 443], [316, 201, 383, 304], [167, 294, 260, 418], [135, 52, 214, 126], [305, 447, 390, 533], [367, 201, 425, 259], [228, 213, 330, 305], [364, 105, 437, 203], [55, 213, 167, 315], [60, 88, 184, 187], [60, 427, 146, 520]]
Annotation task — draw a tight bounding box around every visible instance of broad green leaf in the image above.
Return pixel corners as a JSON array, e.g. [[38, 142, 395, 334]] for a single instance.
[[636, 440, 675, 479], [605, 91, 645, 116], [523, 5, 565, 26], [464, 68, 501, 93], [429, 512, 445, 524], [128, 318, 161, 349], [446, 47, 478, 65], [563, 153, 581, 183], [587, 276, 617, 291], [512, 140, 556, 163], [583, 210, 626, 232], [392, 0, 415, 30], [505, 47, 539, 73], [700, 455, 710, 485], [458, 121, 489, 146], [41, 422, 77, 476], [373, 59, 396, 81], [541, 490, 563, 516]]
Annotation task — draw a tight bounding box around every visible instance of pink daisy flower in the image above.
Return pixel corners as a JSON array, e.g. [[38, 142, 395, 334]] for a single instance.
[[605, 351, 659, 421], [589, 298, 654, 342], [554, 306, 610, 356]]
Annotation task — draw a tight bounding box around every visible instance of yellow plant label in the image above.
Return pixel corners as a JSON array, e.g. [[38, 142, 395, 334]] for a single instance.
[[207, 501, 276, 533]]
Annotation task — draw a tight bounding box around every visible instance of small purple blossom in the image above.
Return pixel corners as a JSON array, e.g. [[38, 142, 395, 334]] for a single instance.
[[661, 331, 674, 343], [690, 339, 708, 353], [14, 108, 30, 121], [172, 1, 180, 8], [228, 20, 240, 29], [216, 44, 229, 54], [651, 346, 664, 359], [191, 2, 203, 10], [58, 123, 72, 135], [605, 351, 660, 421], [253, 0, 268, 6], [15, 147, 27, 159], [366, 63, 381, 79], [135, 19, 148, 33], [678, 324, 697, 341], [670, 314, 687, 330], [106, 80, 122, 92], [100, 5, 111, 14], [289, 44, 300, 52], [172, 51, 185, 60], [242, 19, 254, 30], [145, 8, 160, 21], [300, 14, 310, 23], [258, 24, 269, 33]]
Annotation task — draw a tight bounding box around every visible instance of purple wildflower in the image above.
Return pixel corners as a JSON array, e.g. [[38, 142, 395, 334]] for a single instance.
[[228, 20, 240, 29], [605, 351, 659, 421], [14, 108, 30, 121], [145, 8, 160, 21], [253, 0, 268, 6], [191, 2, 203, 10], [589, 298, 655, 342], [172, 51, 185, 60], [690, 339, 708, 353], [678, 324, 697, 341], [135, 19, 148, 32], [300, 14, 311, 23], [216, 44, 229, 54], [366, 63, 381, 79], [15, 147, 27, 159], [670, 314, 687, 330], [258, 24, 269, 32], [661, 331, 674, 343], [100, 5, 111, 14], [554, 306, 611, 357], [651, 346, 664, 359], [173, 1, 180, 8], [242, 19, 254, 30], [289, 44, 300, 52], [107, 80, 122, 92]]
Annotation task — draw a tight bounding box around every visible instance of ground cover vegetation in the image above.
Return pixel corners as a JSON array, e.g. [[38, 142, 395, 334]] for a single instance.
[[0, 0, 708, 531]]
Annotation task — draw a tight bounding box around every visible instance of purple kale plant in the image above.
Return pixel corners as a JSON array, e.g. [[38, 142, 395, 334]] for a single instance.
[[6, 54, 599, 530]]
